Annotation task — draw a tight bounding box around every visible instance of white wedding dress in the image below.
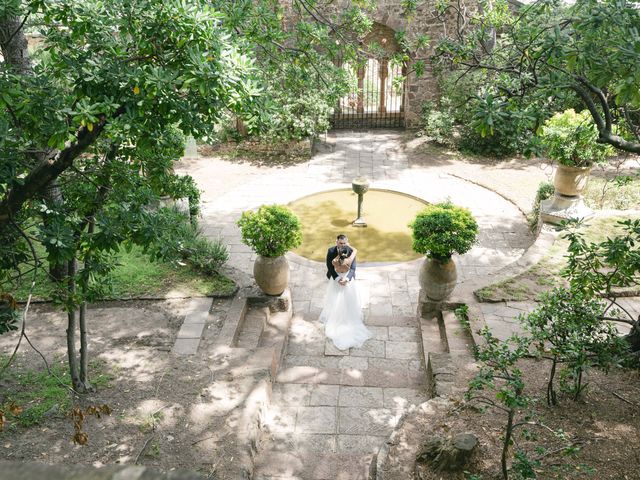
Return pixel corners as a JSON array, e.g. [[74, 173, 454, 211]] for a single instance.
[[319, 272, 372, 350]]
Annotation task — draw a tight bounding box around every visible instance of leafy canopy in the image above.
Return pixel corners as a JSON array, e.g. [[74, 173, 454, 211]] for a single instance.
[[433, 0, 640, 154]]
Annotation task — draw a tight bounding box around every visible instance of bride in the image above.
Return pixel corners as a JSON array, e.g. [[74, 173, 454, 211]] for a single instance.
[[319, 238, 372, 350]]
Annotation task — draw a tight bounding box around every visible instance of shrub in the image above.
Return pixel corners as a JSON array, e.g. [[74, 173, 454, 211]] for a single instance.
[[237, 205, 302, 257], [410, 202, 478, 261], [149, 209, 228, 275], [420, 101, 455, 146], [527, 181, 555, 231], [540, 109, 615, 167], [522, 287, 628, 405]]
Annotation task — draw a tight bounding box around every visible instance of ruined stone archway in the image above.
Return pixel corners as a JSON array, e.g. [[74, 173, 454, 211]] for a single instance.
[[332, 23, 406, 129]]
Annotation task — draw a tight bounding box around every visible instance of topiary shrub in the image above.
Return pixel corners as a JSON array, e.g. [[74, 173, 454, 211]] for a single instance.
[[237, 205, 302, 258], [410, 202, 479, 261]]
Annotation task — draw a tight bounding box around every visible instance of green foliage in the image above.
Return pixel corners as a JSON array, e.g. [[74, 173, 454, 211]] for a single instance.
[[261, 88, 336, 141], [522, 287, 627, 404], [512, 450, 539, 479], [146, 209, 228, 276], [237, 205, 302, 258], [540, 110, 615, 167], [527, 182, 555, 232], [433, 0, 640, 155], [458, 94, 542, 158], [419, 101, 455, 146], [454, 304, 470, 329], [0, 293, 19, 334], [468, 328, 532, 480], [562, 218, 640, 298], [410, 202, 478, 261]]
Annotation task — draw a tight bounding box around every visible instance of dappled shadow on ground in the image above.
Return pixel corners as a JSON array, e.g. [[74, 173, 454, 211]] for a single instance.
[[404, 133, 547, 171], [0, 300, 246, 476], [198, 139, 312, 168]]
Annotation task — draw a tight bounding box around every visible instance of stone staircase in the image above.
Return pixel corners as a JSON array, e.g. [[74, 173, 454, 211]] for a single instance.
[[193, 288, 293, 480], [221, 299, 478, 479], [370, 308, 479, 480], [253, 315, 430, 480]]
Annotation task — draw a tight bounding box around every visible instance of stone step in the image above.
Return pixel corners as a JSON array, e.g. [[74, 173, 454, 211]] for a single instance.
[[419, 317, 447, 354], [275, 366, 426, 388], [365, 315, 418, 327], [442, 311, 474, 356], [259, 310, 291, 349], [253, 450, 373, 480], [235, 307, 268, 348]]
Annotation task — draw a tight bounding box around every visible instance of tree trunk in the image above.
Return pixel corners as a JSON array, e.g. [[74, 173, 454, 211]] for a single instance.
[[502, 407, 514, 480], [78, 220, 94, 392], [66, 259, 80, 390], [0, 15, 33, 75], [547, 358, 557, 406], [625, 322, 640, 352], [78, 300, 92, 391], [43, 180, 67, 282]]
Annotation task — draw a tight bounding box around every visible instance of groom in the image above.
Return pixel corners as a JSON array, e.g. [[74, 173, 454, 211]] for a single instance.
[[326, 234, 357, 286]]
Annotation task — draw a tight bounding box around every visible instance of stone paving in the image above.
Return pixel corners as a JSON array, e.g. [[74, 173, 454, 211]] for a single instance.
[[175, 130, 541, 477], [176, 130, 640, 478]]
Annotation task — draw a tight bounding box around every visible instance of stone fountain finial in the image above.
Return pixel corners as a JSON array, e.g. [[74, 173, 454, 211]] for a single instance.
[[352, 177, 369, 227]]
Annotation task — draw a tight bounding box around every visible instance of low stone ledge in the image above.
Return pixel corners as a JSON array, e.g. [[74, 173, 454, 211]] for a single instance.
[[0, 462, 203, 480], [247, 287, 291, 313]]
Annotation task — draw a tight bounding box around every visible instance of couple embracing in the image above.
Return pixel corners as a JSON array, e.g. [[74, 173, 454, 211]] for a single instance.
[[319, 234, 372, 351]]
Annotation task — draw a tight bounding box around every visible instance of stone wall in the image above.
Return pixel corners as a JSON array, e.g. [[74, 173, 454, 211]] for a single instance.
[[289, 0, 474, 128]]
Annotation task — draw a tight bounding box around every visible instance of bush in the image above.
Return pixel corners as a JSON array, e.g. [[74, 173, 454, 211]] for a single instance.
[[410, 202, 478, 261], [522, 287, 628, 404], [149, 209, 228, 275], [419, 101, 455, 146], [527, 181, 555, 231], [540, 109, 615, 167], [237, 205, 302, 257]]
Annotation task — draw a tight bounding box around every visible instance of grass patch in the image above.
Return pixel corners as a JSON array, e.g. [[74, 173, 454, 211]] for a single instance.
[[584, 175, 640, 210], [0, 357, 115, 429], [10, 245, 236, 302], [475, 215, 638, 302]]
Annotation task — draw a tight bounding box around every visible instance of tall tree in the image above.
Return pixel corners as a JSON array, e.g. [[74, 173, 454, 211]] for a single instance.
[[0, 0, 369, 391], [433, 0, 640, 153]]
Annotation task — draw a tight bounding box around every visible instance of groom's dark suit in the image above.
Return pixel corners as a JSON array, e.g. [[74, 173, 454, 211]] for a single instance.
[[326, 246, 357, 281]]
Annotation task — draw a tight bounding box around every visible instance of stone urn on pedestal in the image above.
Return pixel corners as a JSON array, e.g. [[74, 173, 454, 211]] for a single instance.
[[237, 205, 302, 296], [538, 109, 614, 225], [409, 202, 479, 316]]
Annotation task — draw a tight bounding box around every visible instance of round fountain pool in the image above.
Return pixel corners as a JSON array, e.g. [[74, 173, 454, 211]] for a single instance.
[[287, 189, 428, 263]]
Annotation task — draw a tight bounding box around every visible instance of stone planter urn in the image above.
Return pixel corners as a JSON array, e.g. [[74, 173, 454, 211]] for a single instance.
[[541, 164, 594, 224], [253, 255, 290, 296], [419, 257, 458, 302], [553, 164, 592, 197]]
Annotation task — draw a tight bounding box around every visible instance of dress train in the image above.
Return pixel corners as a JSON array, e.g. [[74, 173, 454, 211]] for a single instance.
[[319, 274, 371, 350]]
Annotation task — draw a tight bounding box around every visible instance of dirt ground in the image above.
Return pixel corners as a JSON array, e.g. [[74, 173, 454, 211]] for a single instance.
[[0, 299, 246, 479], [415, 360, 640, 480], [3, 302, 640, 480]]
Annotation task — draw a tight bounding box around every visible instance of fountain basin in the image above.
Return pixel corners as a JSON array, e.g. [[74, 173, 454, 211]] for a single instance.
[[287, 188, 428, 263]]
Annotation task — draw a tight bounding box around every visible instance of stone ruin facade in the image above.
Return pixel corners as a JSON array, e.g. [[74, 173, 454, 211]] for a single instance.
[[285, 0, 472, 128]]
